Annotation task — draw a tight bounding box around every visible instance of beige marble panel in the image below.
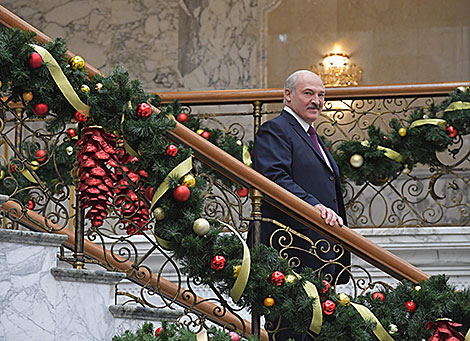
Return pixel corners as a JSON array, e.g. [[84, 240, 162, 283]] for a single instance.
[[266, 0, 470, 87], [1, 0, 261, 91]]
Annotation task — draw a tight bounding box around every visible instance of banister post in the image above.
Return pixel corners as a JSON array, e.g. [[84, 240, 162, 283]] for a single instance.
[[249, 188, 263, 337], [72, 126, 85, 269], [252, 100, 263, 135]]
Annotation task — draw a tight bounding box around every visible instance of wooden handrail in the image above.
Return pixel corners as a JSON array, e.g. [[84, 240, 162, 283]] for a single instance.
[[156, 82, 470, 105], [0, 200, 267, 340]]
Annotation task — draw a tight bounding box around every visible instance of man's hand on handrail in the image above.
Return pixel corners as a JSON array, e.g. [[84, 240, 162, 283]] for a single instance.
[[315, 204, 343, 227]]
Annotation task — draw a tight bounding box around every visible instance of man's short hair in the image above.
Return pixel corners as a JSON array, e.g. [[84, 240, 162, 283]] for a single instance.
[[284, 70, 318, 103]]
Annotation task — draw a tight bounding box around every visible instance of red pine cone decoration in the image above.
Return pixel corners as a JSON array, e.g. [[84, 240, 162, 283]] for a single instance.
[[76, 127, 118, 227], [114, 152, 150, 235]]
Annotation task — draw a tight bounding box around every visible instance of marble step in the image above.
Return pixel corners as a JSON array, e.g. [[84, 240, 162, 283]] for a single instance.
[[0, 229, 185, 341]]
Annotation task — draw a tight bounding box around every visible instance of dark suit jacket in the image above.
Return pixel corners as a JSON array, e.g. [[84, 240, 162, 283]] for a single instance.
[[250, 110, 350, 284]]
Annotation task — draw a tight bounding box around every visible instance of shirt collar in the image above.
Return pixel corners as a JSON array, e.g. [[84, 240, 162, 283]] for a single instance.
[[284, 106, 312, 133]]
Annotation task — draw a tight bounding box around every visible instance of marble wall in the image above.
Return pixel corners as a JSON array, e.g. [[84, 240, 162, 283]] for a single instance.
[[2, 0, 468, 92]]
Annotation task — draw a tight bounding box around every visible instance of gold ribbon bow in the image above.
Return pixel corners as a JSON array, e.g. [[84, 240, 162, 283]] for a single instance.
[[351, 303, 394, 341], [408, 118, 446, 130], [30, 45, 90, 116], [293, 272, 322, 335], [361, 141, 402, 162], [217, 220, 251, 303], [444, 101, 470, 112]]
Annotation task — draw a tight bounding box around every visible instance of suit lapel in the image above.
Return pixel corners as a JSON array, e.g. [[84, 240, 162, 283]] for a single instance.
[[282, 111, 334, 174]]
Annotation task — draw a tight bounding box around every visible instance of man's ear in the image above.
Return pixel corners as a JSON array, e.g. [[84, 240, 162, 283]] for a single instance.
[[285, 88, 292, 103]]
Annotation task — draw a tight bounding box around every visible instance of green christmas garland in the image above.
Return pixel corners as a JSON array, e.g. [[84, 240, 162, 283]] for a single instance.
[[1, 28, 470, 340], [329, 88, 470, 185]]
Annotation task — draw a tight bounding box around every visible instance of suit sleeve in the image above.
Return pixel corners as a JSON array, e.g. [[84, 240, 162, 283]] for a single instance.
[[252, 122, 321, 208]]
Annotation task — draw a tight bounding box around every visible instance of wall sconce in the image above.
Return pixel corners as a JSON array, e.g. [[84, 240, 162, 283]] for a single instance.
[[311, 52, 363, 87]]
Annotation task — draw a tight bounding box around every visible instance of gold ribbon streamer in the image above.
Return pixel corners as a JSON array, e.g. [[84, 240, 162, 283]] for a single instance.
[[466, 327, 470, 341], [408, 118, 446, 130], [444, 101, 470, 112], [150, 155, 193, 210], [293, 272, 322, 335], [21, 169, 38, 184], [361, 141, 402, 162], [303, 279, 322, 335], [217, 220, 250, 303], [351, 303, 394, 341], [196, 330, 208, 341], [154, 235, 176, 251], [242, 145, 252, 167], [30, 45, 90, 116]]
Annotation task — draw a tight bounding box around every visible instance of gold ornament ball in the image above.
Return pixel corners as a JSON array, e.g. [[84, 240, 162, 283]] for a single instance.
[[182, 174, 196, 188], [193, 218, 210, 236], [196, 129, 204, 135], [153, 207, 165, 221], [236, 140, 243, 146], [0, 169, 5, 180], [30, 160, 40, 171], [66, 146, 74, 155], [22, 91, 34, 102], [337, 293, 351, 306], [414, 285, 421, 292], [389, 324, 398, 335], [285, 274, 296, 283], [0, 80, 2, 88], [398, 128, 407, 137], [95, 83, 103, 91], [350, 154, 364, 168], [70, 55, 85, 69], [233, 265, 241, 278], [264, 297, 275, 307], [80, 84, 90, 93]]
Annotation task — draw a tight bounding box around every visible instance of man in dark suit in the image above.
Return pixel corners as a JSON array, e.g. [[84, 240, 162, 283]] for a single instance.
[[251, 70, 350, 339]]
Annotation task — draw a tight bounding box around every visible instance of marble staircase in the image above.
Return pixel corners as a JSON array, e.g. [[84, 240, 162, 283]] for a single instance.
[[0, 229, 181, 341]]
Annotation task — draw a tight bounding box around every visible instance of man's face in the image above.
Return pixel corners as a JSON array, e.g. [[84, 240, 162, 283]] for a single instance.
[[285, 73, 325, 125]]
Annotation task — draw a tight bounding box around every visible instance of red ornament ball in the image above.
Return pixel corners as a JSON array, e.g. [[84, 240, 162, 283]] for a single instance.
[[270, 271, 285, 286], [73, 111, 88, 122], [67, 128, 76, 138], [236, 187, 249, 197], [229, 331, 240, 341], [372, 292, 385, 302], [446, 125, 458, 138], [321, 280, 331, 294], [176, 113, 190, 123], [27, 199, 35, 210], [165, 144, 178, 157], [28, 52, 43, 68], [211, 255, 226, 271], [136, 103, 152, 118], [322, 299, 336, 315], [32, 103, 49, 116], [201, 131, 210, 139], [405, 300, 416, 313], [34, 149, 47, 163], [154, 327, 163, 337], [173, 185, 190, 202]]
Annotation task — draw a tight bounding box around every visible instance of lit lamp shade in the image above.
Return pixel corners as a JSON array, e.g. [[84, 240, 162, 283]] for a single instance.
[[323, 53, 349, 70]]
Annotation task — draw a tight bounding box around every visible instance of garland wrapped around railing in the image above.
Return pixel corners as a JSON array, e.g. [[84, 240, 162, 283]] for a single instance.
[[1, 27, 470, 340], [329, 87, 470, 185]]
